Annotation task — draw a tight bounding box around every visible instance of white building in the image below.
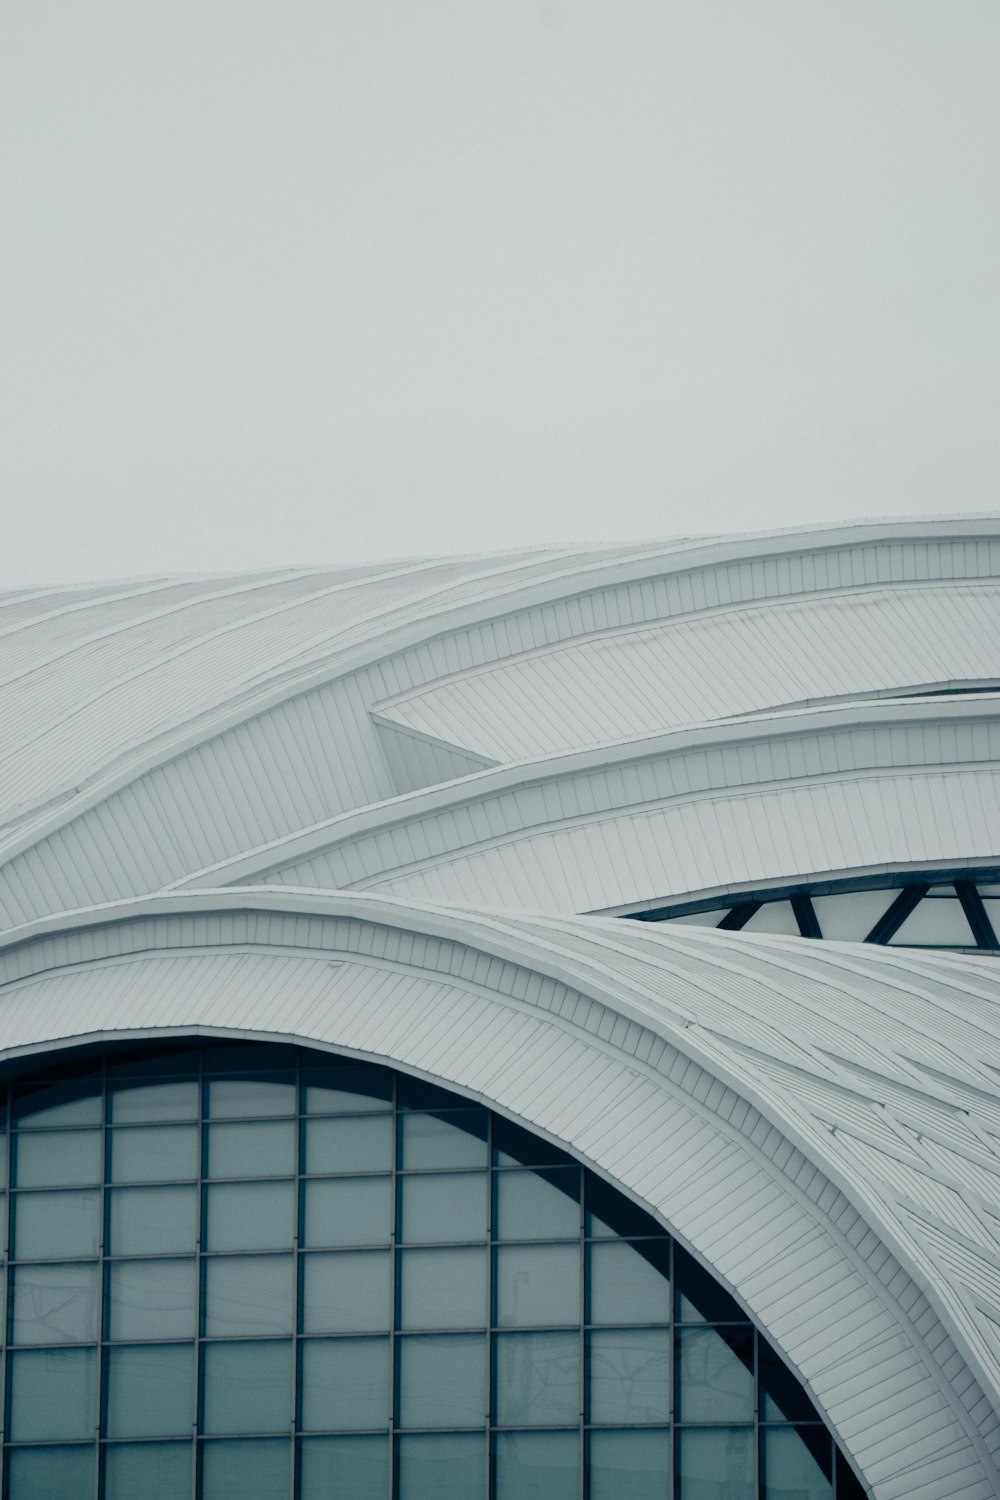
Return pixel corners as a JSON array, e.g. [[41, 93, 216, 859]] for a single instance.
[[1, 517, 999, 1499]]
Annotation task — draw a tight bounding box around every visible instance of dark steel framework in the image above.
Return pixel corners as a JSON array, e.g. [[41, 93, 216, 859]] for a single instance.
[[627, 867, 1000, 950], [0, 1039, 868, 1499]]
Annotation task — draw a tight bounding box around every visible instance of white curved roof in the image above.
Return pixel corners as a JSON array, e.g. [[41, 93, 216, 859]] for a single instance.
[[3, 516, 1000, 1498]]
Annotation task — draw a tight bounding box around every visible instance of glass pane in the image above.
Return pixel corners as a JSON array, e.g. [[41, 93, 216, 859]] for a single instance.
[[106, 1258, 197, 1341], [13, 1077, 101, 1128], [495, 1244, 579, 1327], [760, 1340, 821, 1422], [588, 1428, 670, 1500], [14, 1129, 101, 1187], [205, 1074, 297, 1119], [675, 1247, 746, 1323], [302, 1251, 392, 1334], [494, 1332, 579, 1427], [810, 890, 897, 941], [676, 1326, 754, 1422], [676, 1427, 754, 1500], [400, 1172, 488, 1243], [588, 1240, 670, 1324], [203, 1042, 293, 1072], [303, 1177, 392, 1248], [6, 1445, 95, 1497], [7, 1347, 96, 1440], [11, 1261, 99, 1345], [588, 1329, 670, 1423], [304, 1115, 392, 1176], [13, 1188, 100, 1260], [103, 1442, 193, 1500], [399, 1111, 488, 1170], [399, 1247, 487, 1329], [109, 1125, 199, 1184], [204, 1181, 295, 1251], [201, 1340, 292, 1434], [299, 1434, 388, 1500], [889, 898, 975, 946], [200, 1439, 291, 1500], [109, 1079, 200, 1123], [105, 1343, 194, 1437], [495, 1431, 577, 1500], [494, 1169, 579, 1241], [584, 1175, 664, 1240], [493, 1117, 572, 1169], [206, 1121, 296, 1179], [107, 1185, 197, 1256], [300, 1338, 390, 1431], [109, 1048, 200, 1080], [302, 1060, 393, 1115], [763, 1426, 833, 1500], [203, 1255, 294, 1337], [396, 1433, 485, 1500], [741, 901, 800, 935], [397, 1334, 486, 1429], [660, 910, 722, 927]]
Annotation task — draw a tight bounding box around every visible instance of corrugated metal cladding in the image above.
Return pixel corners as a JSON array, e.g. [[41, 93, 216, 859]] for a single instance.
[[2, 517, 1000, 1499]]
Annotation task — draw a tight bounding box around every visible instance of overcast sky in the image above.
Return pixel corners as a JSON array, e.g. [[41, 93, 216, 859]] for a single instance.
[[2, 2, 998, 588]]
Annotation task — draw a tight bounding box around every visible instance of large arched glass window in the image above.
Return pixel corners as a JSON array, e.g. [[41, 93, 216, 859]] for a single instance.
[[0, 1040, 866, 1499]]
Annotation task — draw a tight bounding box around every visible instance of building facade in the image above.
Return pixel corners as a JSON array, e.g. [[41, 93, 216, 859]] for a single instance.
[[1, 518, 999, 1499]]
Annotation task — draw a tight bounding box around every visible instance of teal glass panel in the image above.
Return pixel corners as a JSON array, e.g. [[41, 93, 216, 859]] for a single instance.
[[677, 1326, 754, 1422], [202, 1254, 294, 1336], [13, 1188, 100, 1260], [7, 1347, 96, 1440], [103, 1442, 193, 1500], [205, 1120, 296, 1179], [205, 1073, 297, 1119], [587, 1240, 670, 1324], [588, 1329, 670, 1423], [11, 1261, 99, 1345], [6, 1444, 95, 1497], [676, 1427, 754, 1500], [399, 1247, 487, 1329], [300, 1338, 390, 1431], [493, 1116, 573, 1169], [760, 1340, 822, 1422], [302, 1061, 392, 1115], [108, 1125, 199, 1184], [763, 1426, 833, 1500], [299, 1435, 389, 1500], [108, 1079, 199, 1123], [494, 1332, 579, 1427], [303, 1176, 392, 1248], [495, 1431, 578, 1500], [13, 1077, 101, 1128], [396, 1432, 485, 1499], [399, 1172, 488, 1244], [304, 1115, 392, 1175], [201, 1340, 292, 1435], [495, 1243, 579, 1327], [588, 1428, 670, 1500], [675, 1247, 747, 1324], [14, 1129, 101, 1188], [107, 1185, 197, 1255], [106, 1258, 197, 1341], [399, 1110, 488, 1170], [397, 1334, 486, 1429], [494, 1168, 579, 1241], [105, 1343, 194, 1437], [302, 1251, 392, 1334], [585, 1175, 664, 1240], [200, 1438, 291, 1499], [203, 1043, 292, 1072], [204, 1180, 295, 1251]]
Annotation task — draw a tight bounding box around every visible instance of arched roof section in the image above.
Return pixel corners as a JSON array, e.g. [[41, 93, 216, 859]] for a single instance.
[[0, 890, 999, 1498]]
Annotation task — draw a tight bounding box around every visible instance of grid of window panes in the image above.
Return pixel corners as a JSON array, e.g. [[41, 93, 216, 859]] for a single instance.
[[631, 870, 1000, 951], [0, 1040, 867, 1499]]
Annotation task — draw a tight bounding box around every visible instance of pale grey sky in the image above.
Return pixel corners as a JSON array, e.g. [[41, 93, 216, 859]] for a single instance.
[[2, 1, 998, 588]]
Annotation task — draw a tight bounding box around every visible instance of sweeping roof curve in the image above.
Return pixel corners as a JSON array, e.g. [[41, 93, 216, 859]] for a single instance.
[[2, 888, 1000, 1499]]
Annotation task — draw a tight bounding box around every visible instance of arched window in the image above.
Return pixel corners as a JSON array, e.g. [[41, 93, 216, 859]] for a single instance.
[[1, 1040, 865, 1499]]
